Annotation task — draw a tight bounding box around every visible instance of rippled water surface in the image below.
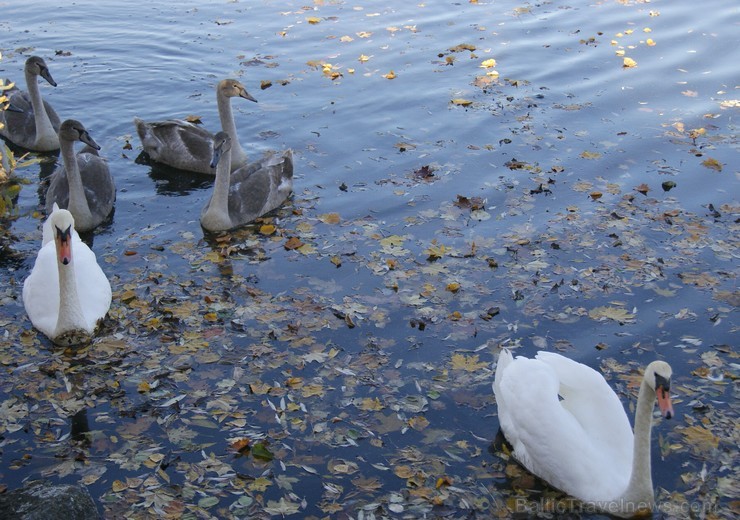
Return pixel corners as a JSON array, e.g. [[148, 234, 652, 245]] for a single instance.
[[1, 1, 737, 518]]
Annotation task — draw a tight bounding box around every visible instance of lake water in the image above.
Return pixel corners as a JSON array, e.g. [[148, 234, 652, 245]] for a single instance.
[[1, 0, 737, 518]]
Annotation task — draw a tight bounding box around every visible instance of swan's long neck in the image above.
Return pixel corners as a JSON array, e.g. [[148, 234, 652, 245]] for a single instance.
[[55, 251, 87, 338], [61, 138, 93, 229], [621, 377, 656, 510], [217, 94, 247, 168], [25, 68, 58, 150], [203, 147, 233, 230]]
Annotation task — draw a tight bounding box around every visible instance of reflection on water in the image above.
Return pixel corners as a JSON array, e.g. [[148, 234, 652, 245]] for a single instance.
[[137, 151, 214, 196]]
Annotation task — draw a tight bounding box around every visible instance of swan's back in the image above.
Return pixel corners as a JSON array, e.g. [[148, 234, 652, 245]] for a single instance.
[[134, 117, 216, 174], [229, 149, 293, 223], [494, 350, 633, 502]]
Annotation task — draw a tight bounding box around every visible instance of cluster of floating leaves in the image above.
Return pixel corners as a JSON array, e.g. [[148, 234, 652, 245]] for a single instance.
[[1, 2, 738, 519]]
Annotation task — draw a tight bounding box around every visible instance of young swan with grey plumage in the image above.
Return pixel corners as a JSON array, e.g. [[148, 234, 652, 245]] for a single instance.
[[45, 119, 116, 233], [134, 79, 256, 174], [0, 56, 61, 151], [201, 131, 293, 232]]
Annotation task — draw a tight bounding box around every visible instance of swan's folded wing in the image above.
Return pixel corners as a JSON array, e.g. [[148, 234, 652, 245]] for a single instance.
[[73, 240, 112, 328], [535, 351, 634, 465], [22, 242, 61, 338]]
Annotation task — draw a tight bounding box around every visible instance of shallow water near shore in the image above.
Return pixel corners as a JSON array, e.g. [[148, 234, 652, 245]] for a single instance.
[[1, 1, 737, 518]]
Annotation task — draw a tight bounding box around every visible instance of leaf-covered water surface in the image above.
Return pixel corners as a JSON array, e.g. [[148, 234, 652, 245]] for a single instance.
[[0, 0, 737, 518]]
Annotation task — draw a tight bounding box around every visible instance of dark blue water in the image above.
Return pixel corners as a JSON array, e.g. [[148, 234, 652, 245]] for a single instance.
[[1, 0, 737, 518]]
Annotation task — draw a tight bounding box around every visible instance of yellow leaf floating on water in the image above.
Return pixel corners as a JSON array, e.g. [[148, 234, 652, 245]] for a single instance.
[[394, 465, 414, 479], [646, 38, 656, 46], [580, 150, 602, 159], [450, 353, 488, 372], [407, 415, 430, 431], [259, 224, 276, 235], [358, 54, 370, 62], [383, 70, 396, 79], [588, 305, 635, 324], [701, 157, 722, 171], [340, 35, 353, 43], [319, 212, 341, 224], [451, 98, 473, 106], [680, 425, 720, 453], [623, 57, 638, 68], [358, 397, 384, 411], [307, 17, 321, 24], [111, 480, 128, 492], [480, 58, 497, 68]]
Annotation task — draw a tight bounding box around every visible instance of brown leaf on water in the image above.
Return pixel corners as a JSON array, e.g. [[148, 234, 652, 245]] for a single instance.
[[230, 438, 251, 454], [454, 195, 485, 210], [449, 43, 476, 53], [677, 271, 719, 288], [185, 115, 203, 124], [284, 236, 304, 250], [635, 183, 650, 195]]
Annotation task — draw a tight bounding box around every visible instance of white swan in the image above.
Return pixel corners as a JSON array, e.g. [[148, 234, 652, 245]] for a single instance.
[[0, 56, 61, 151], [133, 78, 257, 174], [201, 131, 293, 232], [23, 205, 111, 346], [45, 120, 116, 233], [493, 349, 674, 518]]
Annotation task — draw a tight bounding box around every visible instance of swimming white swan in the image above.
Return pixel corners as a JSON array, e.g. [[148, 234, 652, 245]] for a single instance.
[[133, 78, 257, 174], [23, 206, 112, 346], [493, 349, 674, 518], [201, 131, 293, 232], [46, 120, 116, 232], [0, 56, 61, 151]]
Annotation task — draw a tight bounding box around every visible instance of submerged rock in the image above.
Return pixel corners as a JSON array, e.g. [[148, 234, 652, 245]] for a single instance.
[[0, 480, 99, 520]]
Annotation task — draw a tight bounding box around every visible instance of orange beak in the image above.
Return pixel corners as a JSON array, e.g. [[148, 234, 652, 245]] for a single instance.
[[656, 385, 674, 420], [56, 225, 73, 265]]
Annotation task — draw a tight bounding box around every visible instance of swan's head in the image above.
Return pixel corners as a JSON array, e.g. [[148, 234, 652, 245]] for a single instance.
[[218, 78, 257, 103], [50, 209, 76, 266], [645, 360, 674, 420], [25, 56, 57, 87], [211, 132, 232, 169], [59, 119, 101, 150]]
